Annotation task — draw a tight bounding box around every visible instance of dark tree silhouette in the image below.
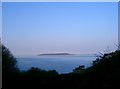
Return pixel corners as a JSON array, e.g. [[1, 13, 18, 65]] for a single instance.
[[2, 45, 19, 75], [73, 65, 85, 72], [2, 43, 120, 89]]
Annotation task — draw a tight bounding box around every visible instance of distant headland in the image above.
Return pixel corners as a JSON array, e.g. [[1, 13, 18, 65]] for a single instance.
[[38, 53, 73, 56]]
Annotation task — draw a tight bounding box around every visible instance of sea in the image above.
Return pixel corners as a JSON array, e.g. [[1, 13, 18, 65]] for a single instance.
[[16, 54, 97, 74]]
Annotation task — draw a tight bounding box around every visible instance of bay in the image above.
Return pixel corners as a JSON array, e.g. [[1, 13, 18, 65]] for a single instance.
[[16, 55, 96, 74]]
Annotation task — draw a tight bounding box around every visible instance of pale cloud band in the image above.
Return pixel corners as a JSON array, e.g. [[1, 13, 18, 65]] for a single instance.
[[1, 0, 120, 2]]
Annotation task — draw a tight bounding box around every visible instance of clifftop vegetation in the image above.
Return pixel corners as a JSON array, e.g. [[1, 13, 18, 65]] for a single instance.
[[2, 45, 120, 89]]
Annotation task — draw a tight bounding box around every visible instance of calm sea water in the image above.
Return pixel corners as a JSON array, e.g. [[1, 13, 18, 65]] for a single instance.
[[16, 55, 96, 74]]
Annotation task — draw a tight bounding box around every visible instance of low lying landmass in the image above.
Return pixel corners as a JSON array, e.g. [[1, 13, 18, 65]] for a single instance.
[[38, 53, 73, 55]]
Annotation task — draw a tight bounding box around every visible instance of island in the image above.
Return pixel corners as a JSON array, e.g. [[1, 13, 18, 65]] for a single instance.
[[38, 53, 73, 56]]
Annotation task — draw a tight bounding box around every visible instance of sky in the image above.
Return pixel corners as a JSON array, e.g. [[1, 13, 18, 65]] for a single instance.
[[3, 2, 118, 56], [2, 0, 119, 2], [0, 2, 2, 39]]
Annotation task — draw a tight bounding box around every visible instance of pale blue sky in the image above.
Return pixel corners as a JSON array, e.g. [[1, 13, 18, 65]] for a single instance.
[[2, 0, 119, 2], [3, 2, 118, 56]]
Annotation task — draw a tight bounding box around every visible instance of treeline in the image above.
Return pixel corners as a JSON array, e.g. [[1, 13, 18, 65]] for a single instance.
[[2, 45, 120, 89]]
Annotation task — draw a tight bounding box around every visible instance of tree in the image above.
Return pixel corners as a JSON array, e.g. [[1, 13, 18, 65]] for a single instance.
[[73, 65, 85, 73], [26, 67, 58, 76], [2, 45, 19, 75]]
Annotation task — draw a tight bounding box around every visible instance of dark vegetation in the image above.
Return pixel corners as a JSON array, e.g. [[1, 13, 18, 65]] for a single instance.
[[2, 45, 120, 89]]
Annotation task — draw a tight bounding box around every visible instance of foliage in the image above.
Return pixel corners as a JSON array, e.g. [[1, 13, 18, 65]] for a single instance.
[[73, 65, 85, 74], [2, 45, 19, 75], [3, 45, 120, 89], [25, 67, 58, 76], [81, 50, 120, 89]]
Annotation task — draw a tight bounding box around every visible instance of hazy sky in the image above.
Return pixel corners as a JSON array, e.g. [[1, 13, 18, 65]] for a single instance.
[[3, 2, 118, 56]]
